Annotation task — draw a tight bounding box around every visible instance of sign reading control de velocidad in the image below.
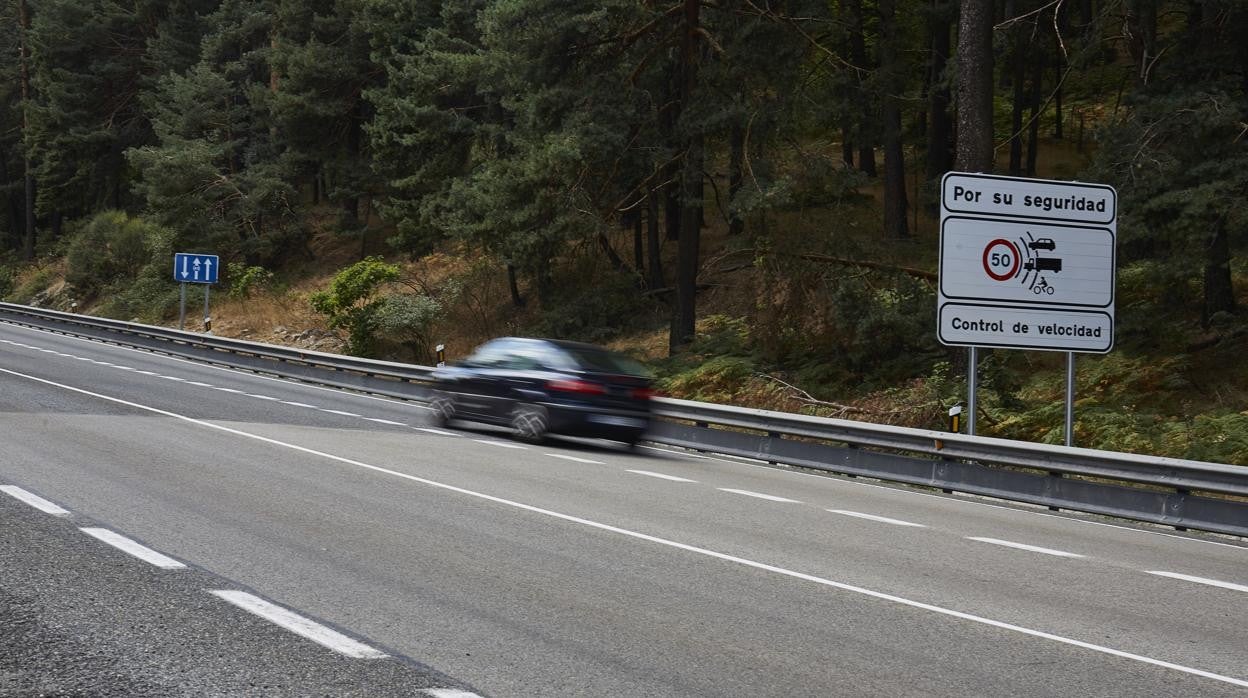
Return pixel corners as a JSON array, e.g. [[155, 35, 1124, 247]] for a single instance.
[[938, 172, 1117, 353]]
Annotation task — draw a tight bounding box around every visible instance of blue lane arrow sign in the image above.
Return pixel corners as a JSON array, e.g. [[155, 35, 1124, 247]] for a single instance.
[[173, 253, 220, 284]]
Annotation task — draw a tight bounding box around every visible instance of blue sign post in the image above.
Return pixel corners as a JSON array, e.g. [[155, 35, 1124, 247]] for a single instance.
[[173, 253, 219, 331]]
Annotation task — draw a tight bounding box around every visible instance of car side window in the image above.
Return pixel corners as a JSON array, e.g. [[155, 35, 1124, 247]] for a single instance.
[[464, 340, 515, 368], [499, 341, 557, 371]]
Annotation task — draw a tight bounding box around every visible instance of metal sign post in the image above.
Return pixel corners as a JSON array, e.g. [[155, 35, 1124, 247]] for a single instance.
[[937, 173, 1117, 443], [173, 252, 220, 333], [1065, 352, 1076, 446]]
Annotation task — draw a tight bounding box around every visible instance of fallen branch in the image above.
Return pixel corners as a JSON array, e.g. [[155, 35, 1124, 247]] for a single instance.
[[797, 253, 937, 282]]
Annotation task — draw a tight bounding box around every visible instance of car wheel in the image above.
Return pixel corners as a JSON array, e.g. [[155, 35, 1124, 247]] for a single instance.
[[429, 393, 457, 428], [511, 404, 549, 444]]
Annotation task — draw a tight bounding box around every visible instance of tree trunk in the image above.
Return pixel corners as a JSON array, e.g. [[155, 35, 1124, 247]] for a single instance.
[[1125, 0, 1158, 83], [880, 0, 908, 238], [1202, 218, 1236, 325], [845, 0, 876, 177], [633, 215, 644, 271], [506, 264, 525, 308], [18, 0, 36, 261], [647, 191, 664, 290], [955, 0, 996, 173], [671, 0, 702, 353], [343, 98, 362, 226], [1008, 20, 1027, 175], [728, 121, 745, 237], [1026, 49, 1044, 176], [926, 0, 954, 182]]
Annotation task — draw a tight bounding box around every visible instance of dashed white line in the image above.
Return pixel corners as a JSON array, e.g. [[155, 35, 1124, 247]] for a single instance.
[[827, 510, 926, 527], [246, 394, 280, 401], [79, 528, 186, 569], [1146, 571, 1248, 594], [546, 454, 605, 465], [966, 537, 1085, 558], [134, 370, 158, 375], [423, 690, 484, 698], [115, 366, 136, 371], [4, 366, 1245, 690], [628, 470, 697, 482], [188, 381, 213, 387], [365, 418, 407, 426], [472, 439, 527, 450], [717, 488, 800, 503], [281, 401, 318, 408], [209, 590, 388, 659], [414, 427, 459, 436], [160, 375, 186, 381], [216, 387, 243, 394], [322, 409, 361, 417], [0, 485, 71, 516]]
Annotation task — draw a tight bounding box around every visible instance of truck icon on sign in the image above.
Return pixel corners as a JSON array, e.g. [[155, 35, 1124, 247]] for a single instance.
[[1024, 256, 1062, 273]]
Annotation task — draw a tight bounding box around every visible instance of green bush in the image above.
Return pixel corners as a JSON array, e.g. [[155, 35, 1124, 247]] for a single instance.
[[310, 257, 402, 356], [227, 263, 274, 299], [65, 211, 166, 299]]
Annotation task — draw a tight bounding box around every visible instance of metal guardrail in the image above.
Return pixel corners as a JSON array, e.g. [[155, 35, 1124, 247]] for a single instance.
[[2, 301, 1245, 538]]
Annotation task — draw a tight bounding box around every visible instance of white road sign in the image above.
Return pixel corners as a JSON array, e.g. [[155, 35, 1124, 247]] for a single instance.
[[938, 173, 1117, 353]]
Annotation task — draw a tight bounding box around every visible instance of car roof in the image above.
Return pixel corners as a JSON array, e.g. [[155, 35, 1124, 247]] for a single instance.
[[490, 336, 614, 354]]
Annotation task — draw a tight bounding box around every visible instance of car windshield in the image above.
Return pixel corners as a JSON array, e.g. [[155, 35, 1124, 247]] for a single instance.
[[560, 346, 650, 377]]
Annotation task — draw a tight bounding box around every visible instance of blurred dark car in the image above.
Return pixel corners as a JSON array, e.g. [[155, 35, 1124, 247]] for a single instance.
[[427, 337, 655, 445]]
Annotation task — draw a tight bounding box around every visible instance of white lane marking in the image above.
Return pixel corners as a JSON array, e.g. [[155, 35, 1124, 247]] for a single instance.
[[134, 370, 158, 375], [246, 394, 279, 401], [209, 590, 387, 659], [717, 488, 800, 503], [628, 470, 697, 482], [638, 444, 1248, 552], [79, 528, 186, 569], [216, 387, 243, 394], [414, 427, 459, 437], [637, 444, 708, 459], [115, 366, 136, 371], [6, 328, 1246, 563], [2, 368, 1245, 690], [966, 537, 1085, 558], [424, 690, 485, 698], [365, 418, 407, 426], [1146, 571, 1248, 594], [160, 375, 185, 381], [0, 485, 71, 516], [322, 409, 360, 417], [1, 321, 421, 408], [281, 401, 318, 408], [472, 439, 527, 450], [546, 454, 605, 465], [827, 510, 926, 528]]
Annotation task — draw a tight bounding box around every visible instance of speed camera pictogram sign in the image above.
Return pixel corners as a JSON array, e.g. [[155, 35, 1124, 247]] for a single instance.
[[938, 173, 1117, 353]]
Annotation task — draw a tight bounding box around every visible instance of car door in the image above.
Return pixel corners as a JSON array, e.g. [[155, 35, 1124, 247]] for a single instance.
[[450, 340, 512, 419]]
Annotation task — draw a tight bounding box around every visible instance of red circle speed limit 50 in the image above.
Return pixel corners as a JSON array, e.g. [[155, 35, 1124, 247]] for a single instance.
[[982, 238, 1020, 281]]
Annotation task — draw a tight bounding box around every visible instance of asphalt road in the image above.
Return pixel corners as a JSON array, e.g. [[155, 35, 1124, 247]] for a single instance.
[[2, 320, 1246, 697]]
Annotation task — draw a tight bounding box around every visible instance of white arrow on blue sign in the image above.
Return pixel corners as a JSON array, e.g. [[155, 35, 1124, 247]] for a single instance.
[[173, 253, 220, 284]]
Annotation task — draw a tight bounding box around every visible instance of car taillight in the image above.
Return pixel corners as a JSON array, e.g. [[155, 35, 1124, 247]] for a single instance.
[[631, 387, 658, 400], [547, 379, 606, 395]]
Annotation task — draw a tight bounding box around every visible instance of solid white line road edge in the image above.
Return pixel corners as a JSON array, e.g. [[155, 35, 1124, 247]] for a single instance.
[[966, 537, 1085, 558], [2, 365, 1245, 689], [209, 590, 387, 659], [79, 527, 186, 569], [1146, 571, 1248, 594], [0, 485, 71, 516]]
